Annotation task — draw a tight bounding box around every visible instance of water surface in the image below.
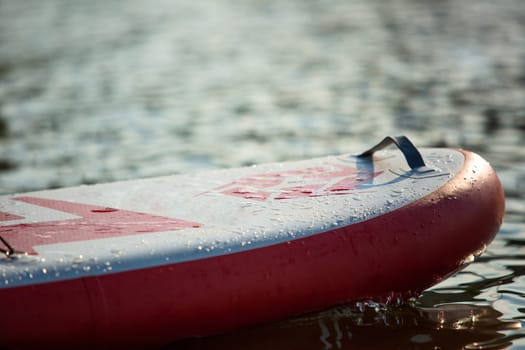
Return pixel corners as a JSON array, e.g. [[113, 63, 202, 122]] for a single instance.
[[1, 1, 524, 348]]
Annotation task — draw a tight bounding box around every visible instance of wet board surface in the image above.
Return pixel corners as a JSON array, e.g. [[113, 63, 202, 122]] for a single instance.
[[0, 139, 506, 349], [0, 148, 463, 287]]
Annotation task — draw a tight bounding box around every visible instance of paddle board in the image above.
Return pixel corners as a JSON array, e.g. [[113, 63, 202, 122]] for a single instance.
[[0, 136, 504, 349]]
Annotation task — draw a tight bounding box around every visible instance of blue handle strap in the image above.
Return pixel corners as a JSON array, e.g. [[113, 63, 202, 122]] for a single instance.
[[358, 136, 432, 172]]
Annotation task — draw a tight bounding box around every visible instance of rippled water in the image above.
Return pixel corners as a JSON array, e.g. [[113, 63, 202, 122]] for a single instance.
[[1, 1, 524, 349]]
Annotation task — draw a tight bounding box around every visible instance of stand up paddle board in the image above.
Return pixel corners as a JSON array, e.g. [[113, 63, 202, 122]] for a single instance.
[[0, 136, 504, 349]]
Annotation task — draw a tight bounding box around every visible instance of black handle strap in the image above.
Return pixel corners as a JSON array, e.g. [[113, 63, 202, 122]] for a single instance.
[[0, 235, 16, 258], [358, 136, 432, 172]]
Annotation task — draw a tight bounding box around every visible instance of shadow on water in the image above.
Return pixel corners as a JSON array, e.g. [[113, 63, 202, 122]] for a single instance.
[[169, 303, 520, 350]]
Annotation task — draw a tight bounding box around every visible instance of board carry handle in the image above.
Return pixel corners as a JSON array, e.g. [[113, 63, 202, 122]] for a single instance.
[[358, 136, 434, 173], [0, 235, 17, 258]]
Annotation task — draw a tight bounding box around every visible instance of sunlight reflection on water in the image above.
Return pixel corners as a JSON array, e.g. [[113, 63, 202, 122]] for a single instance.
[[1, 0, 524, 348]]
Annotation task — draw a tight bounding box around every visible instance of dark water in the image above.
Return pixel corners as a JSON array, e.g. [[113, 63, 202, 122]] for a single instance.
[[1, 1, 524, 348]]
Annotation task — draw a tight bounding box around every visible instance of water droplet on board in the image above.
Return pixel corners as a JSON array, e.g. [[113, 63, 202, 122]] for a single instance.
[[111, 249, 123, 256], [72, 257, 85, 266]]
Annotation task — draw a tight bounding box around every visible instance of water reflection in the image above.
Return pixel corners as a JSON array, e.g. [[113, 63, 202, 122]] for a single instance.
[[1, 0, 525, 349], [170, 303, 520, 350], [1, 0, 524, 195]]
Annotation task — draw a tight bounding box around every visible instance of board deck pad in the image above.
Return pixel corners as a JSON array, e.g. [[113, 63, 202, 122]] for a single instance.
[[1, 149, 464, 287]]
